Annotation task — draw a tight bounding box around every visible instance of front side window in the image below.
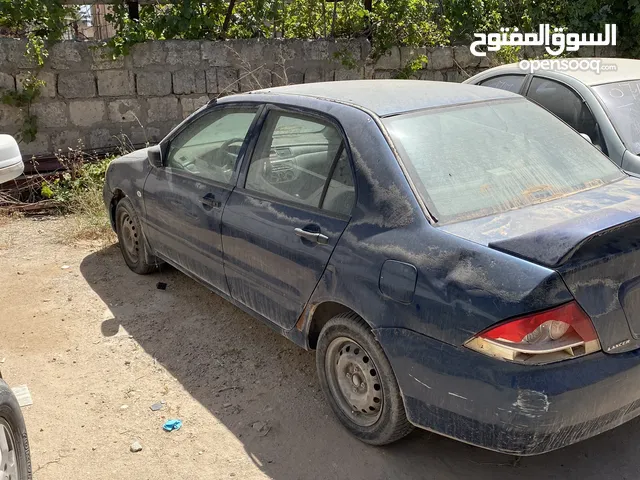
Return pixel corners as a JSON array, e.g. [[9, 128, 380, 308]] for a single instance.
[[166, 107, 258, 184], [480, 75, 526, 93], [246, 111, 354, 214], [527, 78, 605, 151], [383, 98, 624, 224], [593, 80, 640, 154]]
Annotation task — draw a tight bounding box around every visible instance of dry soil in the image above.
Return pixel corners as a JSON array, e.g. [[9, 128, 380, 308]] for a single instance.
[[0, 216, 638, 480]]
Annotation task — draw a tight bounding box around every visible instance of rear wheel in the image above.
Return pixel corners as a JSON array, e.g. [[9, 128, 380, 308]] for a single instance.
[[316, 312, 414, 445], [115, 197, 159, 275], [0, 380, 31, 480]]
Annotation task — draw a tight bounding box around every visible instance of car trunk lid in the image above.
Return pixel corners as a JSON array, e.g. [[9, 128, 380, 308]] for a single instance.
[[440, 177, 640, 354]]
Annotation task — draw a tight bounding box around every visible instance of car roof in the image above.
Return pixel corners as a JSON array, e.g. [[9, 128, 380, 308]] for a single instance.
[[482, 58, 640, 86], [239, 80, 518, 116]]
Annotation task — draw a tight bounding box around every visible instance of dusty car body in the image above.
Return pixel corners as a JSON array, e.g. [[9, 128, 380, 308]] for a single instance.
[[104, 80, 640, 455], [465, 58, 640, 173]]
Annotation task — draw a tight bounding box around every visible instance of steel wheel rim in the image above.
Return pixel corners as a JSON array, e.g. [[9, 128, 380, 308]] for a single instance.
[[120, 212, 139, 262], [325, 336, 384, 427], [0, 418, 19, 480]]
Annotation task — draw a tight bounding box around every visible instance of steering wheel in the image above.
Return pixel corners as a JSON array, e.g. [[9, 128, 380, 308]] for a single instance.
[[187, 137, 245, 180], [216, 137, 245, 169]]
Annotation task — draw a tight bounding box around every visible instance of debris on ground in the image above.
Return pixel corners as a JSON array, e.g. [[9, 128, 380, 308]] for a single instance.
[[251, 421, 270, 437], [150, 402, 165, 411], [11, 385, 33, 407], [61, 265, 70, 270], [156, 282, 167, 290], [130, 441, 143, 453], [163, 419, 182, 432]]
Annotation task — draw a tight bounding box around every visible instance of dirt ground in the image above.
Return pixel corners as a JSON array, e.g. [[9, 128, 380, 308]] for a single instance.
[[1, 216, 640, 480]]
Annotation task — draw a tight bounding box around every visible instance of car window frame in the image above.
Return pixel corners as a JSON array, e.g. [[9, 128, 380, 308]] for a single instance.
[[156, 102, 266, 188], [524, 75, 607, 154], [236, 103, 357, 220], [479, 73, 529, 95]]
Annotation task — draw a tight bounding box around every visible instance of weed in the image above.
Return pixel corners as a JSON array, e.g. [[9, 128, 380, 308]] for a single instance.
[[40, 145, 116, 243]]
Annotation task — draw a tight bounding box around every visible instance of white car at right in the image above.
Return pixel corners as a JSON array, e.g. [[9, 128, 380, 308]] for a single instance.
[[465, 58, 640, 174]]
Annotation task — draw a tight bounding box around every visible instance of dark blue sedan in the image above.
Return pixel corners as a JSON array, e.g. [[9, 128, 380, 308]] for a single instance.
[[103, 80, 640, 455]]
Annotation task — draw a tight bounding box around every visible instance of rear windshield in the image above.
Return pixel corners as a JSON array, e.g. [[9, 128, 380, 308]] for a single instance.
[[383, 98, 624, 224]]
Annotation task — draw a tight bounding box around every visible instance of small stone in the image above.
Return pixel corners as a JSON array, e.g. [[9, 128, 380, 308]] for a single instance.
[[223, 403, 232, 408], [251, 421, 270, 436], [121, 404, 129, 410], [130, 441, 143, 453], [92, 446, 97, 451], [252, 421, 265, 431], [61, 265, 70, 269]]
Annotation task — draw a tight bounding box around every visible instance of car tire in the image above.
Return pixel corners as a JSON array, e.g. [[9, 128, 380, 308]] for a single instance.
[[115, 197, 159, 275], [316, 312, 414, 445], [0, 379, 32, 480]]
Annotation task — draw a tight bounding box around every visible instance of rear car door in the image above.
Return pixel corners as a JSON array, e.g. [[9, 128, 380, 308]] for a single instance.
[[478, 74, 528, 94], [222, 106, 356, 329], [143, 104, 261, 294]]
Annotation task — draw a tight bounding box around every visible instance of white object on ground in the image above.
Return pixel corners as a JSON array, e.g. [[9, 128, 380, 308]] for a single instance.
[[11, 385, 33, 407]]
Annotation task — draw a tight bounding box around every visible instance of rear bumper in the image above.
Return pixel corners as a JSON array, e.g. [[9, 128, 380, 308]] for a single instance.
[[375, 327, 640, 455], [0, 160, 24, 185]]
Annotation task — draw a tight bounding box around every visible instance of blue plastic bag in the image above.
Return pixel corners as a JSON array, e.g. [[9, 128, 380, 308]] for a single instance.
[[163, 419, 182, 432]]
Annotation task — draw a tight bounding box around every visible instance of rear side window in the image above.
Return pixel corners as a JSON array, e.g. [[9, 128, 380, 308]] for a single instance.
[[480, 75, 526, 93], [527, 78, 606, 152], [383, 98, 623, 224], [245, 111, 354, 214]]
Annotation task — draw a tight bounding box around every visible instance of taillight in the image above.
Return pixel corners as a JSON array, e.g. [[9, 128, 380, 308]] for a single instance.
[[465, 301, 601, 365]]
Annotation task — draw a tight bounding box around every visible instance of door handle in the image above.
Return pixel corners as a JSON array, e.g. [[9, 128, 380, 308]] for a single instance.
[[201, 193, 222, 209], [294, 227, 329, 245]]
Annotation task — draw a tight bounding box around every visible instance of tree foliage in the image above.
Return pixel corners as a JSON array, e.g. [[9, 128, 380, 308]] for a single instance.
[[2, 0, 640, 59]]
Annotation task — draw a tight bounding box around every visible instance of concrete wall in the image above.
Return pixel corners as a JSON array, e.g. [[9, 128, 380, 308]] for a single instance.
[[0, 38, 491, 156]]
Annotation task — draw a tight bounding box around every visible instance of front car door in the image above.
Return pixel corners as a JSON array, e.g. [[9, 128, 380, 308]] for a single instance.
[[143, 104, 261, 294], [525, 76, 609, 155], [222, 106, 356, 329]]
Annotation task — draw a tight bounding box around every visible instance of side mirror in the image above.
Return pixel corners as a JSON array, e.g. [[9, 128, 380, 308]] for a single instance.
[[580, 133, 593, 144], [147, 145, 163, 168]]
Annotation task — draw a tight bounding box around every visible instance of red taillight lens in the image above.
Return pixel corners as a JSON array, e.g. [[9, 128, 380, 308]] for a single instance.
[[465, 301, 601, 365]]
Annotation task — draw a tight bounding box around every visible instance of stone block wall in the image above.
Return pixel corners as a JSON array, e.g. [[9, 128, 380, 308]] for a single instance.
[[0, 38, 490, 156]]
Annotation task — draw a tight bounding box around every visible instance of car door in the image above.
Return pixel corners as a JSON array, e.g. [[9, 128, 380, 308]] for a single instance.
[[525, 77, 608, 154], [221, 106, 356, 329], [143, 104, 261, 294]]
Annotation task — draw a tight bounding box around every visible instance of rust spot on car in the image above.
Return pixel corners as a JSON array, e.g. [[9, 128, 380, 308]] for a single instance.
[[295, 303, 317, 331]]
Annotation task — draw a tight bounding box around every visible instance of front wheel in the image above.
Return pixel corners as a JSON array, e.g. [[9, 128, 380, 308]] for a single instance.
[[115, 197, 160, 275], [0, 379, 31, 480], [316, 312, 414, 445]]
